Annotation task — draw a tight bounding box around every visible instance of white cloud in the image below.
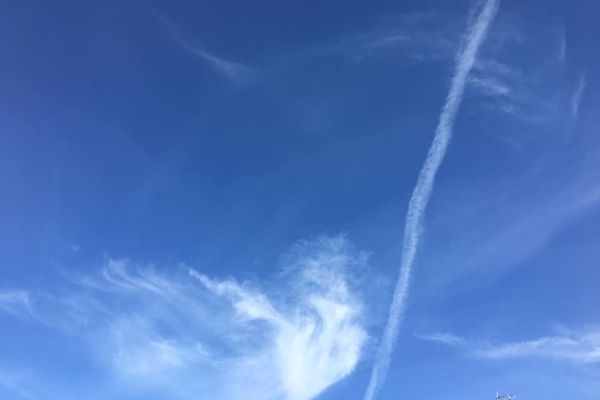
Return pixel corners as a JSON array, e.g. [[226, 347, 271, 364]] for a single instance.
[[331, 3, 577, 131], [416, 332, 465, 346], [428, 171, 600, 289], [106, 315, 210, 380], [189, 239, 367, 400], [176, 43, 254, 82], [468, 74, 512, 96], [463, 13, 582, 129], [329, 11, 460, 63], [419, 328, 600, 365], [145, 6, 254, 82], [468, 57, 563, 126], [570, 71, 587, 121], [0, 290, 34, 319], [2, 236, 369, 400]]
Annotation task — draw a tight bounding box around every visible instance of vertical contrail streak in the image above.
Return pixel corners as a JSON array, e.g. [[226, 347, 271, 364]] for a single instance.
[[363, 1, 500, 399]]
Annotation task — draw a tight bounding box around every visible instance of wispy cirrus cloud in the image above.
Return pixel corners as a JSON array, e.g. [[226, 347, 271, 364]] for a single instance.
[[467, 57, 565, 126], [427, 164, 600, 290], [0, 290, 35, 319], [145, 6, 254, 82], [331, 4, 579, 132], [172, 38, 255, 83], [1, 236, 369, 400], [419, 327, 600, 365], [570, 72, 587, 121], [417, 332, 466, 347], [328, 11, 461, 63], [464, 15, 582, 129]]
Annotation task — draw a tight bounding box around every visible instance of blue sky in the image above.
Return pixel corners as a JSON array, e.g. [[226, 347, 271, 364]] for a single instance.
[[0, 0, 599, 399]]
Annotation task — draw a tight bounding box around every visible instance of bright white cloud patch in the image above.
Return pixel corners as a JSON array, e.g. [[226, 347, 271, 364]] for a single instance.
[[3, 236, 369, 400], [188, 240, 367, 400]]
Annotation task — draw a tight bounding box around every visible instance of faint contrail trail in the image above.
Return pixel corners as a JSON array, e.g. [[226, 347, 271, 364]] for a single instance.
[[363, 1, 500, 399]]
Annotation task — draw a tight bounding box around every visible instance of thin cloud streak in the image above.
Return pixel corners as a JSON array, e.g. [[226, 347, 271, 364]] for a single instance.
[[429, 171, 600, 289], [420, 328, 600, 365], [570, 72, 587, 121], [330, 11, 460, 63], [469, 59, 562, 126], [145, 6, 253, 82], [175, 40, 254, 82], [417, 332, 465, 347], [363, 1, 500, 399]]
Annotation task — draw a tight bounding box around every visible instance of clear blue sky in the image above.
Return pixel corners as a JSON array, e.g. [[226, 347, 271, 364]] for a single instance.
[[1, 0, 599, 399]]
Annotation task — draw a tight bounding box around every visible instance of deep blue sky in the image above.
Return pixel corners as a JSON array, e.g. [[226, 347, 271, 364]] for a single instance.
[[1, 0, 599, 399]]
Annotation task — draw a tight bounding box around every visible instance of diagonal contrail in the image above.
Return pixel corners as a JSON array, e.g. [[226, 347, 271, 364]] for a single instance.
[[363, 1, 500, 399]]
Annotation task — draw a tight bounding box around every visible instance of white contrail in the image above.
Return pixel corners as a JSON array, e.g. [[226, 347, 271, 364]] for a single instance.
[[363, 1, 500, 399]]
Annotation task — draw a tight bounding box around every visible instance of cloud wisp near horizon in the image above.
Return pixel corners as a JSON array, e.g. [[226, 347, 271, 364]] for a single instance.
[[0, 236, 369, 400], [363, 1, 500, 399], [419, 328, 600, 365]]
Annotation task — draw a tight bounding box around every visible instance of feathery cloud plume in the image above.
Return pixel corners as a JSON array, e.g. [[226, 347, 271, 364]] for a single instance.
[[2, 236, 368, 400], [363, 2, 500, 399]]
